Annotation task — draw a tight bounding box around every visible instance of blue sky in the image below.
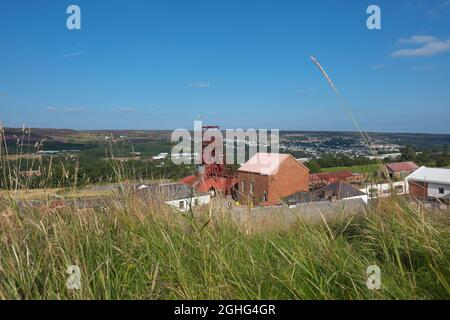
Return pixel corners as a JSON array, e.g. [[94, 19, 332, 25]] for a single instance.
[[0, 0, 450, 133]]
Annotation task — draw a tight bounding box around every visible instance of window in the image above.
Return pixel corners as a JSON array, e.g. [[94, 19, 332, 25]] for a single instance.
[[250, 182, 254, 194], [395, 185, 403, 194], [439, 187, 445, 195], [179, 201, 184, 209], [242, 180, 246, 193]]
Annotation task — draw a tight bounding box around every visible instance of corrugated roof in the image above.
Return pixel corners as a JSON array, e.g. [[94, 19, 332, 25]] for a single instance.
[[238, 153, 292, 175], [405, 166, 450, 184], [385, 161, 418, 173], [310, 170, 353, 181]]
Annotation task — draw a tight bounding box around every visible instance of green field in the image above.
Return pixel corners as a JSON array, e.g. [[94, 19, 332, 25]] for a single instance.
[[320, 164, 379, 174]]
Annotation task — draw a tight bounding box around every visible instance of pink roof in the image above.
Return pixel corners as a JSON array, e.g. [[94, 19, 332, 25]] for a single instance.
[[238, 153, 291, 175], [385, 161, 419, 173]]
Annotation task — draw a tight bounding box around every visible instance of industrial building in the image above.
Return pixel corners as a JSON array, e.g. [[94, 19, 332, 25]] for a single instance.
[[406, 166, 450, 202], [237, 152, 310, 206]]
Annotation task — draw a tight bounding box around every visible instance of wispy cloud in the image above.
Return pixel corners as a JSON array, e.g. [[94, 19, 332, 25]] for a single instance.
[[64, 107, 86, 112], [44, 106, 87, 112], [398, 35, 437, 44], [392, 35, 450, 58], [371, 64, 387, 70], [189, 81, 211, 89], [44, 106, 59, 112], [58, 51, 87, 58], [405, 1, 450, 16], [112, 107, 139, 112]]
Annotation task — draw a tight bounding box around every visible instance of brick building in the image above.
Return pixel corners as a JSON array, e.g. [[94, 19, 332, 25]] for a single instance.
[[406, 166, 450, 202], [378, 161, 419, 180], [237, 153, 309, 206], [309, 171, 364, 189]]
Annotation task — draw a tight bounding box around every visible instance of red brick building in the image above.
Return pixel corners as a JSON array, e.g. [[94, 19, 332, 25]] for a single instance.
[[378, 161, 419, 180], [309, 171, 365, 189], [237, 153, 310, 206]]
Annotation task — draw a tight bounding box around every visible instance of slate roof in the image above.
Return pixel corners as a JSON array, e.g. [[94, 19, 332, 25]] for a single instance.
[[283, 180, 365, 204], [316, 180, 366, 199], [282, 191, 317, 204], [135, 183, 209, 201]]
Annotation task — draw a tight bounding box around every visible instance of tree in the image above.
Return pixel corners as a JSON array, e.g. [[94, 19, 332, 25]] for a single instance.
[[306, 160, 321, 173], [400, 146, 416, 161]]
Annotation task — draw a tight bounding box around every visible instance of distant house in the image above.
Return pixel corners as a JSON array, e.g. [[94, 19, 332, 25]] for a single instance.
[[309, 171, 363, 189], [315, 180, 368, 203], [237, 153, 310, 206], [405, 166, 450, 202], [283, 180, 368, 206], [378, 161, 419, 180], [359, 181, 408, 199], [135, 183, 211, 212]]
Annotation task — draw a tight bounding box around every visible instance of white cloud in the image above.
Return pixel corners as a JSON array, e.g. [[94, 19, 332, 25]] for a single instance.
[[58, 51, 87, 58], [398, 35, 437, 44], [113, 107, 138, 112], [189, 81, 211, 89], [44, 106, 87, 112], [392, 36, 450, 58], [64, 107, 86, 112]]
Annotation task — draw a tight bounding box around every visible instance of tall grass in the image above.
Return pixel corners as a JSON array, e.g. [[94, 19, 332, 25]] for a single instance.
[[0, 193, 449, 300]]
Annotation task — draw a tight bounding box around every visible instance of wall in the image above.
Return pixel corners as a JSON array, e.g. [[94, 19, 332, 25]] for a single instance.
[[408, 180, 428, 199], [229, 198, 367, 233], [359, 181, 408, 199], [165, 195, 211, 212], [428, 183, 450, 199], [268, 156, 309, 205], [237, 172, 269, 204]]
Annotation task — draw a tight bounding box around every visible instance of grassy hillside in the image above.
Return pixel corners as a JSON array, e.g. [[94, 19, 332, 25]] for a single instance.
[[0, 194, 449, 300]]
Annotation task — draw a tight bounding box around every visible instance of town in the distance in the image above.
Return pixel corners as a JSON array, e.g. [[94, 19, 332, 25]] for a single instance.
[[1, 126, 449, 215]]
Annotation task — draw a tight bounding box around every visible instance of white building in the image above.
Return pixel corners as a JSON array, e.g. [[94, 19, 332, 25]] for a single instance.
[[359, 181, 408, 199], [405, 166, 450, 201], [135, 182, 211, 212]]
